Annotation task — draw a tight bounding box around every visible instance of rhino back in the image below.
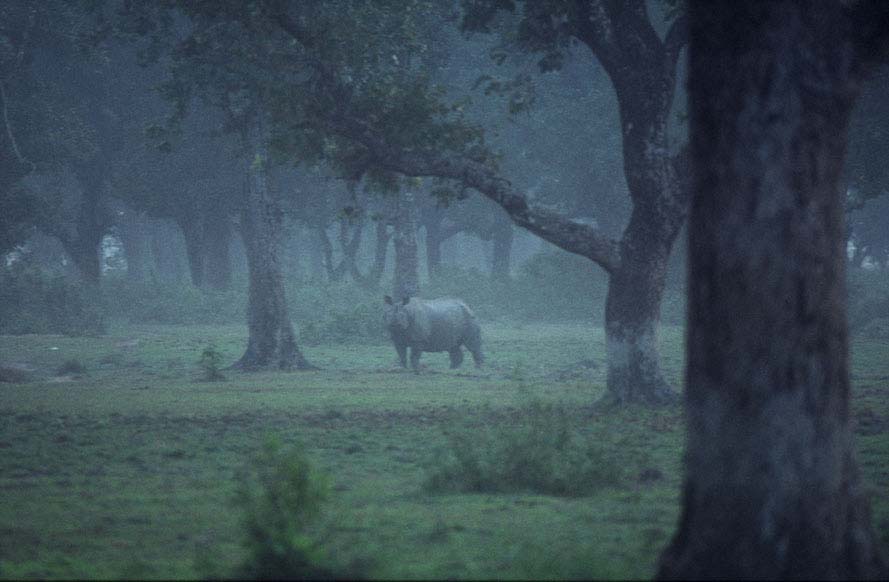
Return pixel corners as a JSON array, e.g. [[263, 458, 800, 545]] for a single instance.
[[407, 298, 472, 352]]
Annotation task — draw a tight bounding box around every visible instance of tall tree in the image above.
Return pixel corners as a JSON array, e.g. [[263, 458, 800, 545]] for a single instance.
[[268, 0, 688, 404], [235, 114, 313, 370], [658, 2, 888, 578], [392, 189, 420, 300]]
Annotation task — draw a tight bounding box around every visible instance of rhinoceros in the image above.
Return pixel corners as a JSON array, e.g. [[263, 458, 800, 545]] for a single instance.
[[384, 295, 483, 372]]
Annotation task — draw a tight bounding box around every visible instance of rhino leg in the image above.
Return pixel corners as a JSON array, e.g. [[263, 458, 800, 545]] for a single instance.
[[410, 347, 422, 373], [394, 342, 408, 368], [449, 347, 464, 369], [464, 325, 484, 368]]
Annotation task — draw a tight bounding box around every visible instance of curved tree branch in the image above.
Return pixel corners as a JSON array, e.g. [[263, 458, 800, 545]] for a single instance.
[[268, 4, 621, 274]]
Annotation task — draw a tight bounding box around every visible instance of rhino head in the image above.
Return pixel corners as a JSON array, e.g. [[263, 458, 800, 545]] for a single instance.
[[384, 295, 411, 333]]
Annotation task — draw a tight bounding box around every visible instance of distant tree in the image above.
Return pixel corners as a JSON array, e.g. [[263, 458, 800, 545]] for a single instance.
[[657, 2, 888, 578], [0, 1, 101, 262], [392, 189, 420, 301], [846, 66, 889, 268]]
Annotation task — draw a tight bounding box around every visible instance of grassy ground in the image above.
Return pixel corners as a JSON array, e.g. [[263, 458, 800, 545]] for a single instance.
[[0, 322, 886, 579]]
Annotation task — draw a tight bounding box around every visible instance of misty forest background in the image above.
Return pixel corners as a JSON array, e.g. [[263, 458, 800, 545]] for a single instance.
[[1, 1, 889, 580]]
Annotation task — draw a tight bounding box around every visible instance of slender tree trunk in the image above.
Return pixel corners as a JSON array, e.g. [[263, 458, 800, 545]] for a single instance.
[[316, 223, 345, 282], [424, 212, 443, 280], [491, 213, 513, 280], [149, 218, 186, 284], [307, 225, 325, 281], [179, 215, 204, 288], [393, 190, 419, 300], [234, 119, 313, 371], [337, 215, 363, 281], [117, 208, 149, 284], [658, 3, 884, 578], [203, 207, 232, 290], [350, 217, 390, 289]]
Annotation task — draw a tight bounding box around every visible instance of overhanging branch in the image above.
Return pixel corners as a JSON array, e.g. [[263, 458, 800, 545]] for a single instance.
[[267, 4, 621, 274]]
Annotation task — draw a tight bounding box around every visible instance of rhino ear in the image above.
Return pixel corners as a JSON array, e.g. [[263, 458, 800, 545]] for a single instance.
[[401, 296, 411, 305], [384, 295, 393, 305]]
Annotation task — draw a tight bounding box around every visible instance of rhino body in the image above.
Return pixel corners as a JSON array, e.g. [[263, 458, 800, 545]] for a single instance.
[[384, 296, 483, 372]]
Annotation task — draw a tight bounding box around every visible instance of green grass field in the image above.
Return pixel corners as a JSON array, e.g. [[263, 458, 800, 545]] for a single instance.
[[1, 322, 887, 579]]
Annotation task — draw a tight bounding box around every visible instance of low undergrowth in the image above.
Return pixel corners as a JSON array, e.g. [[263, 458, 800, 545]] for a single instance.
[[234, 438, 350, 580], [426, 400, 623, 497]]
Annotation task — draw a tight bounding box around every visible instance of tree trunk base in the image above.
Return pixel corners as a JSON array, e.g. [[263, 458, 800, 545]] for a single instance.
[[594, 379, 678, 410], [231, 352, 319, 372]]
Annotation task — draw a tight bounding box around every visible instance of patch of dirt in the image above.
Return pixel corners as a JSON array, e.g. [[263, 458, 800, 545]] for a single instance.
[[0, 364, 35, 383]]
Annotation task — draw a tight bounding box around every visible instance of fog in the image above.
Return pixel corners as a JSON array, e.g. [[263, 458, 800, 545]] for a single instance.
[[1, 1, 888, 579]]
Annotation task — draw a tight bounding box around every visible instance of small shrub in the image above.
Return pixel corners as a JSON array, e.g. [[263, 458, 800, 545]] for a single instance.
[[198, 344, 226, 381], [56, 359, 87, 376], [234, 438, 336, 580], [426, 400, 622, 497]]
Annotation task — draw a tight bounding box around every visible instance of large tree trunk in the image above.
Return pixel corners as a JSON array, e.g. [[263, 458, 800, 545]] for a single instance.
[[203, 206, 232, 290], [62, 168, 108, 285], [234, 120, 313, 371], [392, 190, 419, 300], [658, 2, 885, 579], [602, 207, 683, 406]]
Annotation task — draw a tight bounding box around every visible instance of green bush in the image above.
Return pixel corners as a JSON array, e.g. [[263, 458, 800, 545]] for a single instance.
[[0, 265, 105, 336], [426, 400, 623, 497], [289, 283, 386, 345], [234, 438, 337, 580], [56, 359, 88, 376], [198, 344, 226, 381]]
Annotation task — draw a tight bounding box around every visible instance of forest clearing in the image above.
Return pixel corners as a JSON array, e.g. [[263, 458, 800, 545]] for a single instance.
[[1, 322, 888, 579], [4, 0, 889, 578]]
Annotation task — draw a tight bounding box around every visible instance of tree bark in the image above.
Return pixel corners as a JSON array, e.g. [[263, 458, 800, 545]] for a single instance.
[[203, 206, 232, 290], [234, 119, 313, 371], [424, 210, 443, 280], [658, 2, 885, 578], [603, 207, 682, 406], [61, 166, 109, 285], [350, 216, 390, 288], [178, 214, 205, 288], [393, 190, 420, 300]]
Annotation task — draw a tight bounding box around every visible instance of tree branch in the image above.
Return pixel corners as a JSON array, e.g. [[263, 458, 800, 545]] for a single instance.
[[267, 4, 621, 273]]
